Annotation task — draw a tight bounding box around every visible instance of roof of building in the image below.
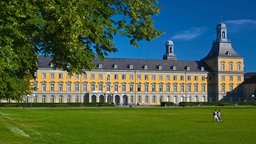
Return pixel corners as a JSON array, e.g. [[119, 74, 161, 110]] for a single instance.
[[243, 73, 256, 84], [202, 41, 242, 60], [38, 56, 211, 72]]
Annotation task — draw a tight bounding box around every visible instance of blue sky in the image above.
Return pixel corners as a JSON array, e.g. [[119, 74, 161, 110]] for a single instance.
[[108, 0, 256, 73]]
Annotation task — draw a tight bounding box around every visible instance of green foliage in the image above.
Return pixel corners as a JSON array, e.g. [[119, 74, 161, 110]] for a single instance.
[[160, 102, 174, 106], [0, 0, 162, 100]]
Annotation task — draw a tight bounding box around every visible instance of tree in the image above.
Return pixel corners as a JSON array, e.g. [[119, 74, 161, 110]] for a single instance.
[[0, 0, 163, 100]]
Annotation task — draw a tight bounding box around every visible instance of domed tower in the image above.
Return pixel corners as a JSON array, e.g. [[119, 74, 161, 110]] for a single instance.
[[202, 23, 244, 102], [163, 40, 176, 60]]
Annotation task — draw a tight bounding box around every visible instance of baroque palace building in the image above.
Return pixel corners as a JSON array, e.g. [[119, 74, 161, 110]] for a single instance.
[[26, 23, 246, 105]]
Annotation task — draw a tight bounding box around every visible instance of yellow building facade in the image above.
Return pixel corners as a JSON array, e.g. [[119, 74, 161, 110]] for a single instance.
[[26, 23, 245, 105]]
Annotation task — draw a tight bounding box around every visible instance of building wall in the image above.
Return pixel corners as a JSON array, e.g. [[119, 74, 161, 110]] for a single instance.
[[28, 69, 209, 105]]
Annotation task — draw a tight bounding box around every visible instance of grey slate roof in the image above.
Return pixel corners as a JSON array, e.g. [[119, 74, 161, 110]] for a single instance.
[[243, 73, 256, 84], [38, 56, 211, 72], [202, 41, 242, 60]]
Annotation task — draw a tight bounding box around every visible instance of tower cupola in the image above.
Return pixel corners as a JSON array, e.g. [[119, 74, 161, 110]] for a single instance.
[[216, 23, 228, 42], [163, 40, 176, 60]]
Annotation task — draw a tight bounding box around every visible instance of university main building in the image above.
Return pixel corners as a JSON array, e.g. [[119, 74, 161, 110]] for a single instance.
[[29, 23, 248, 105]]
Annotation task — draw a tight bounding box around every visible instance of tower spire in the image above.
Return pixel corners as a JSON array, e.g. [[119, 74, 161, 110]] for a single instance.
[[163, 40, 176, 60]]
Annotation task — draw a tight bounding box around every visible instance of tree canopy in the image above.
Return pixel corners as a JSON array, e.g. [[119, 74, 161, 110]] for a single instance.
[[0, 0, 162, 100]]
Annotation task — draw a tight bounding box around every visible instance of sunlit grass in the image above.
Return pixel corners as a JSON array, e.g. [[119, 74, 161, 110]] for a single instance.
[[0, 107, 256, 144]]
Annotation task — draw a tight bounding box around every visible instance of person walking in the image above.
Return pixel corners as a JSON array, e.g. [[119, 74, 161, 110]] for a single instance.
[[212, 109, 219, 122], [217, 109, 222, 122]]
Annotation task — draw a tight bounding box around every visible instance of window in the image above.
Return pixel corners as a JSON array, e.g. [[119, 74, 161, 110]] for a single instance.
[[237, 76, 241, 82], [91, 83, 95, 91], [130, 84, 134, 92], [202, 76, 206, 81], [145, 96, 149, 103], [152, 75, 156, 80], [159, 75, 163, 81], [58, 83, 63, 92], [51, 95, 55, 103], [229, 62, 233, 71], [33, 82, 38, 91], [180, 76, 184, 81], [67, 95, 71, 103], [221, 76, 225, 81], [107, 84, 110, 91], [202, 85, 206, 93], [122, 74, 126, 80], [67, 83, 71, 92], [75, 83, 79, 92], [99, 74, 103, 80], [152, 96, 156, 103], [98, 63, 103, 68], [42, 73, 46, 78], [229, 76, 233, 81], [122, 84, 126, 92], [42, 83, 46, 92], [167, 96, 170, 102], [42, 95, 46, 103], [130, 74, 134, 80], [145, 75, 148, 80], [114, 84, 118, 92], [237, 63, 241, 71], [137, 84, 141, 92], [50, 73, 55, 79], [173, 75, 177, 81], [229, 84, 233, 91], [159, 84, 163, 92], [59, 95, 63, 103], [137, 74, 141, 80], [166, 75, 170, 80], [114, 74, 118, 80], [181, 84, 184, 92], [188, 85, 191, 92], [221, 62, 225, 71], [144, 84, 149, 92], [58, 73, 63, 79], [50, 83, 55, 92], [194, 76, 198, 81], [173, 84, 177, 92], [166, 84, 170, 92], [90, 74, 95, 80], [187, 76, 191, 81], [76, 95, 79, 102], [99, 83, 103, 91], [83, 83, 87, 91], [194, 85, 198, 93], [152, 84, 156, 92]]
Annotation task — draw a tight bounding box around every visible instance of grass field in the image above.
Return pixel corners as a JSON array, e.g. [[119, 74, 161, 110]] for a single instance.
[[0, 107, 256, 144]]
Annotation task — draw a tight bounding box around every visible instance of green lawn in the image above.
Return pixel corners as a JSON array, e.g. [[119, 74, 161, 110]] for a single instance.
[[0, 107, 256, 144]]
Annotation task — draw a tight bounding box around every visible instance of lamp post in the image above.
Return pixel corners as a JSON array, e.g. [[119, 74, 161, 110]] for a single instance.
[[252, 94, 255, 102]]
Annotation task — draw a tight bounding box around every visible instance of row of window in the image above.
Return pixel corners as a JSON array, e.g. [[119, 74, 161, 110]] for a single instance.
[[27, 95, 207, 103], [220, 61, 242, 71], [220, 75, 242, 81], [39, 72, 207, 81], [34, 82, 207, 93]]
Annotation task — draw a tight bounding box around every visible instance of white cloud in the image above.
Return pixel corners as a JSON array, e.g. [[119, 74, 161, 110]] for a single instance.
[[224, 19, 256, 33], [225, 19, 256, 25], [172, 27, 206, 41]]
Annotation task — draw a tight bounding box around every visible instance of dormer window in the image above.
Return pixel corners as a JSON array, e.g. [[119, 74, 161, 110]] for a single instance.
[[49, 63, 54, 67], [172, 66, 176, 70], [98, 64, 103, 68], [158, 65, 162, 70], [186, 66, 190, 71], [201, 66, 204, 71], [113, 64, 118, 69], [226, 51, 231, 56], [144, 65, 148, 70], [129, 64, 134, 69]]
